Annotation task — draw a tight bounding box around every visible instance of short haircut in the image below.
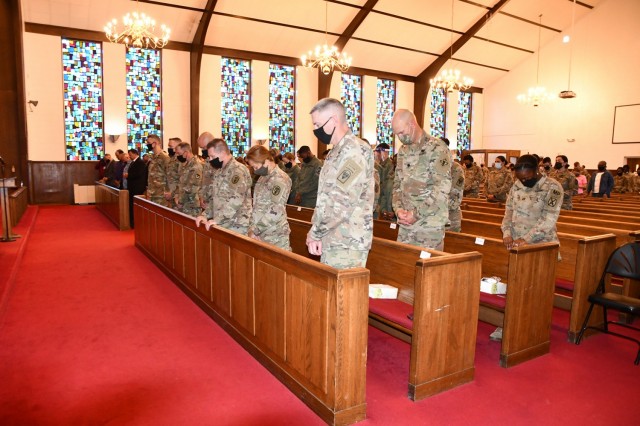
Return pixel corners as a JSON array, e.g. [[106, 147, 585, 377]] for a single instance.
[[557, 155, 568, 163], [246, 145, 273, 163], [169, 137, 182, 143], [128, 148, 139, 155], [177, 142, 192, 154], [463, 154, 474, 162], [542, 157, 551, 164], [207, 138, 229, 154], [496, 155, 507, 163], [376, 142, 391, 151], [441, 137, 450, 146], [297, 145, 311, 155], [283, 152, 296, 161], [515, 154, 539, 170], [147, 134, 161, 143], [309, 98, 346, 123], [116, 149, 124, 155]]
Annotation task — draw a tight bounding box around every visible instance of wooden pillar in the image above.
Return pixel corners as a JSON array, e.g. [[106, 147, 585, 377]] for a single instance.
[[0, 0, 28, 187]]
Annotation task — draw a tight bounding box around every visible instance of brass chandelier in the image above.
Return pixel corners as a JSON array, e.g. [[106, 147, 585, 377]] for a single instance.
[[301, 1, 352, 75], [104, 1, 170, 49]]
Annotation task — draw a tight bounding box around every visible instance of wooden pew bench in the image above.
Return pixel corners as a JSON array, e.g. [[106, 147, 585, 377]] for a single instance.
[[287, 218, 483, 400], [134, 198, 368, 426], [459, 218, 617, 342], [95, 182, 130, 230]]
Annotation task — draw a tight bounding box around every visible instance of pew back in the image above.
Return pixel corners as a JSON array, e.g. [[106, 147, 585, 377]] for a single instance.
[[95, 182, 130, 230]]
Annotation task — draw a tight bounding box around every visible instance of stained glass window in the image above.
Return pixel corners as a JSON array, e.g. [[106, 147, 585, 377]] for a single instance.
[[269, 64, 295, 154], [457, 91, 473, 156], [376, 79, 396, 153], [429, 88, 446, 139], [341, 73, 362, 137], [221, 57, 251, 156], [62, 38, 103, 161], [126, 47, 162, 153]]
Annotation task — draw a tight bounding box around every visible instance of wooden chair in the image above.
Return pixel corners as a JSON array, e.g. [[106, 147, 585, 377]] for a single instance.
[[576, 242, 640, 365]]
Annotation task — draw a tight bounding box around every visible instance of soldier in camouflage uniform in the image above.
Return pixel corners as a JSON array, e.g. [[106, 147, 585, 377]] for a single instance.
[[294, 145, 322, 208], [166, 137, 182, 208], [462, 154, 483, 198], [501, 154, 563, 248], [195, 139, 252, 235], [145, 134, 171, 206], [174, 142, 203, 217], [485, 155, 514, 202], [375, 143, 395, 218], [197, 132, 216, 209], [448, 161, 465, 232], [245, 145, 292, 250], [373, 165, 381, 219], [306, 98, 374, 269], [282, 152, 300, 204], [549, 155, 578, 210], [391, 109, 452, 250]]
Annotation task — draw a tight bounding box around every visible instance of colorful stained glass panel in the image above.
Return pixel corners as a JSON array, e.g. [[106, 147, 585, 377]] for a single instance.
[[62, 38, 104, 161], [221, 57, 251, 156], [341, 73, 362, 137], [430, 88, 446, 139], [457, 91, 472, 156], [269, 64, 295, 154], [376, 79, 396, 153]]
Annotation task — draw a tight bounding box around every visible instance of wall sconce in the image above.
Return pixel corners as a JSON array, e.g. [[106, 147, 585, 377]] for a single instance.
[[27, 100, 38, 112], [108, 134, 120, 143]]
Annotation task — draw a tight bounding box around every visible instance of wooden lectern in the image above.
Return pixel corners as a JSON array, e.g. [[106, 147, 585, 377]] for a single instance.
[[1, 177, 18, 242]]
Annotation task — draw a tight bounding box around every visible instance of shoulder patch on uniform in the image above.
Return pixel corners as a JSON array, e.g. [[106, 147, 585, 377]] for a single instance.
[[231, 174, 240, 185], [547, 197, 558, 207], [337, 159, 363, 189], [272, 185, 282, 197]]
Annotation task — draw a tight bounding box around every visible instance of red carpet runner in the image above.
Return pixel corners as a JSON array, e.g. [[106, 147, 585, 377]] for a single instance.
[[0, 205, 638, 425]]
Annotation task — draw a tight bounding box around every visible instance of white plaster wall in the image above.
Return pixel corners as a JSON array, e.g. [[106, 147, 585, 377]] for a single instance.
[[251, 60, 270, 145], [199, 54, 221, 138], [395, 80, 414, 153], [482, 0, 640, 168], [294, 66, 318, 155], [162, 49, 190, 145], [361, 75, 377, 144], [103, 42, 128, 156]]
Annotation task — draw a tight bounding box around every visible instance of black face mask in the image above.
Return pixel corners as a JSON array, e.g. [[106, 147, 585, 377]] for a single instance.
[[146, 143, 154, 152], [201, 148, 208, 159], [254, 165, 269, 176], [303, 156, 311, 164], [168, 148, 175, 157], [285, 162, 293, 169], [177, 155, 187, 163], [210, 157, 223, 169], [598, 165, 606, 171], [313, 117, 335, 145], [522, 177, 538, 188], [554, 162, 563, 170], [465, 163, 472, 169], [617, 172, 623, 176], [544, 165, 551, 171]]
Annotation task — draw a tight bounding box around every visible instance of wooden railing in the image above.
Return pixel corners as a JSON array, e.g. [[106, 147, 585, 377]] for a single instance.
[[134, 197, 369, 426], [9, 187, 28, 227], [95, 182, 129, 231]]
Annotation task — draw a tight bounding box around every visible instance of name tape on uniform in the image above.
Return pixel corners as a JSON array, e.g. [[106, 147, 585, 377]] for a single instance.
[[475, 237, 485, 245], [420, 251, 431, 259], [390, 223, 397, 229]]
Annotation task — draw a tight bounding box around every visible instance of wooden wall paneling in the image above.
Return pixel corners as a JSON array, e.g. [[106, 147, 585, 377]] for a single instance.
[[9, 187, 28, 227], [133, 203, 143, 243], [163, 217, 173, 268], [173, 221, 184, 280], [286, 274, 329, 396], [183, 227, 197, 291], [196, 232, 213, 302], [212, 240, 231, 315], [28, 161, 98, 204], [230, 249, 255, 334], [254, 261, 286, 359], [157, 215, 166, 263]]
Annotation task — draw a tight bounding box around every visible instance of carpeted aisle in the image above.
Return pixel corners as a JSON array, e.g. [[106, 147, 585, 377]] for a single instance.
[[0, 205, 638, 425]]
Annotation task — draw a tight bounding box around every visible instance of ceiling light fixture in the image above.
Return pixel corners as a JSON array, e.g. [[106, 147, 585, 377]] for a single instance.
[[429, 0, 473, 93], [301, 1, 352, 75], [104, 0, 170, 49], [559, 0, 578, 99], [517, 14, 553, 107]]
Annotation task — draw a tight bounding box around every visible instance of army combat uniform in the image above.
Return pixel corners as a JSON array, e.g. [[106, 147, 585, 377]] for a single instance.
[[284, 164, 300, 204], [463, 164, 483, 198], [167, 155, 180, 208], [175, 157, 203, 217], [203, 157, 252, 235], [250, 166, 292, 250], [199, 160, 216, 209], [501, 176, 563, 244], [373, 166, 381, 218], [309, 132, 374, 269], [485, 167, 514, 202], [146, 150, 171, 206], [393, 132, 452, 250], [549, 169, 578, 210], [295, 156, 322, 208], [378, 157, 394, 215], [448, 161, 465, 232]]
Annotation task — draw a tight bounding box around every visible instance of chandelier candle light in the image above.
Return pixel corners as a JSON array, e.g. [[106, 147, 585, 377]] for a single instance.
[[104, 2, 170, 49], [301, 1, 352, 75], [430, 0, 473, 93], [517, 14, 553, 107]]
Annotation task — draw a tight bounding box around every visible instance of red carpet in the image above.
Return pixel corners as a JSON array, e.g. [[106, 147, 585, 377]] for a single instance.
[[0, 205, 638, 425]]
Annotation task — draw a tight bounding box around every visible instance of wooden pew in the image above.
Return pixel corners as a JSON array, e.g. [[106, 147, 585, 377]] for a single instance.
[[286, 204, 314, 222], [95, 182, 130, 230], [134, 197, 369, 426], [287, 218, 483, 399], [442, 232, 559, 366], [462, 197, 640, 218], [9, 186, 28, 227], [459, 218, 617, 342]]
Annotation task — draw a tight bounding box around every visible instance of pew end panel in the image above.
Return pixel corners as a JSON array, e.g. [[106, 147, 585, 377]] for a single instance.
[[95, 182, 130, 230], [134, 199, 369, 426]]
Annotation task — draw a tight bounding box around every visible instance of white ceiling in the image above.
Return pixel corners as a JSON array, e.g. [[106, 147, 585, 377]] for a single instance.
[[21, 0, 603, 88]]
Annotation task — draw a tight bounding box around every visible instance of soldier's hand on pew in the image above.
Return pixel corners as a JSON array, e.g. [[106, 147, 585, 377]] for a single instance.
[[306, 234, 322, 256], [195, 215, 207, 227], [204, 220, 216, 231], [396, 209, 416, 225], [164, 192, 172, 200], [503, 236, 513, 249], [294, 193, 302, 205]]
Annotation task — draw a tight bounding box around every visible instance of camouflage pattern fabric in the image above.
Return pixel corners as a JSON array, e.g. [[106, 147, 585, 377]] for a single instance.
[[204, 157, 252, 235], [501, 176, 563, 243], [549, 169, 578, 210], [463, 164, 483, 198], [176, 157, 203, 217], [250, 166, 292, 250], [309, 132, 374, 269], [393, 131, 452, 250], [485, 167, 514, 202], [373, 166, 381, 219], [199, 161, 216, 208], [284, 164, 300, 204], [378, 158, 395, 214], [613, 175, 624, 193], [147, 150, 171, 206], [295, 156, 322, 208], [167, 156, 180, 208], [448, 161, 465, 232]]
